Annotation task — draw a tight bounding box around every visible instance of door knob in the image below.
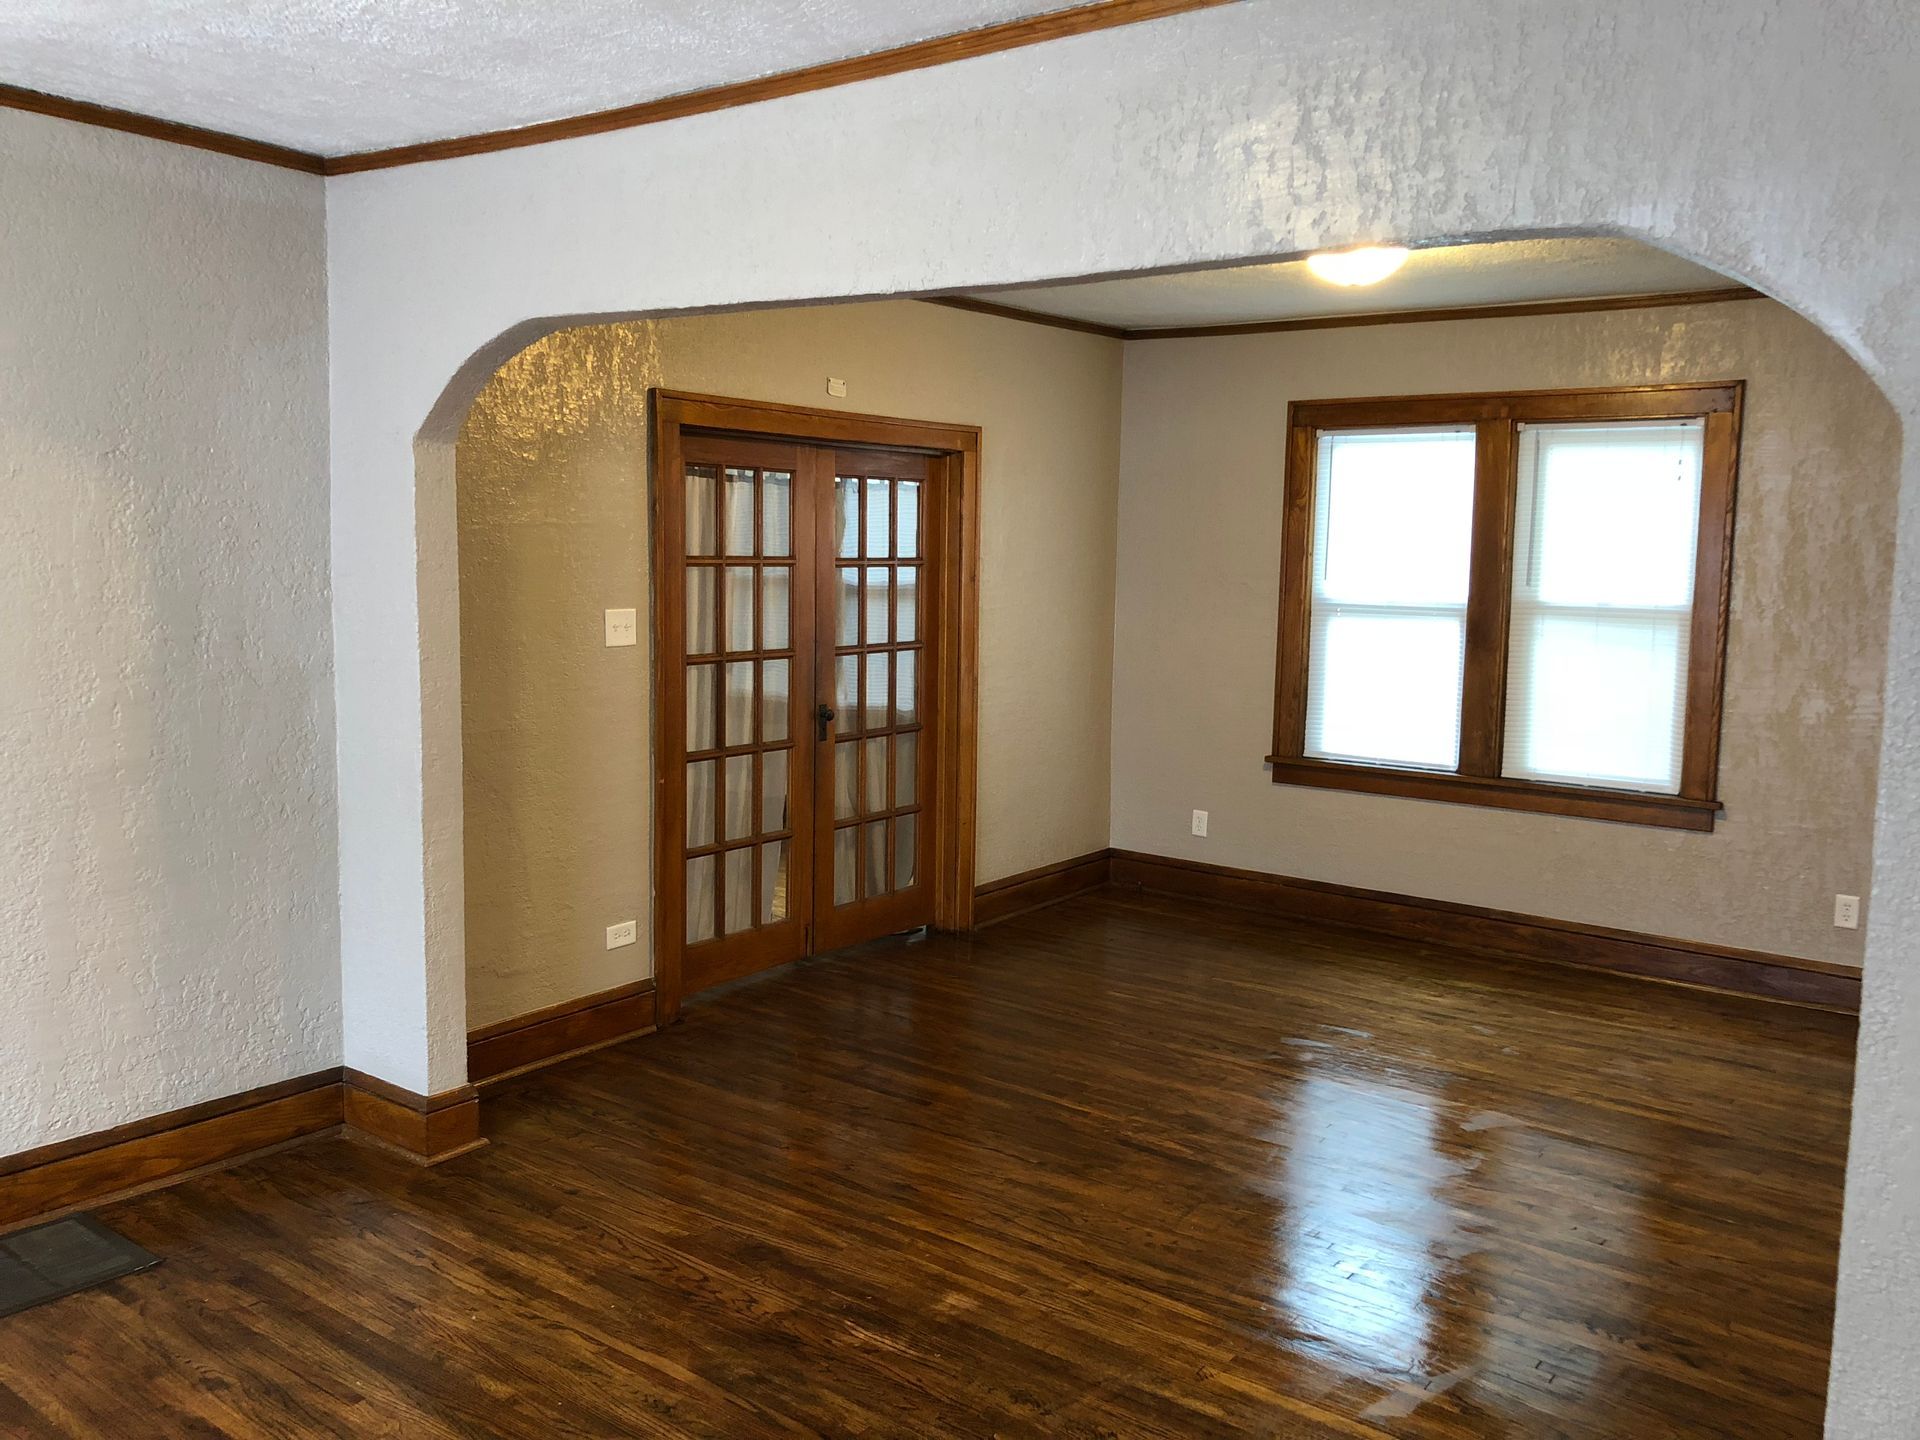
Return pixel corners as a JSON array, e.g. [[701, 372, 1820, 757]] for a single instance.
[[816, 703, 836, 741]]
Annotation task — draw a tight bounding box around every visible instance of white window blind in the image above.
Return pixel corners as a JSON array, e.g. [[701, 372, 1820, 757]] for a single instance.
[[1304, 428, 1476, 771], [1502, 419, 1704, 793]]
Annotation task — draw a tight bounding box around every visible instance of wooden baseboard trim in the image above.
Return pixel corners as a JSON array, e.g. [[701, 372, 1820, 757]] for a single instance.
[[0, 1071, 345, 1232], [341, 1070, 484, 1165], [973, 851, 1115, 928], [1, 1058, 493, 1228], [467, 980, 660, 1085], [1108, 850, 1861, 1013]]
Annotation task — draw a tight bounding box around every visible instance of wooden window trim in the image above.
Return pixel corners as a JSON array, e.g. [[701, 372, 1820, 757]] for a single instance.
[[1270, 382, 1743, 832]]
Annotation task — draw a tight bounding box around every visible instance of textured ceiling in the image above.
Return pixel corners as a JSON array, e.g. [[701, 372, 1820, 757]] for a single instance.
[[964, 238, 1737, 330], [0, 0, 1077, 155]]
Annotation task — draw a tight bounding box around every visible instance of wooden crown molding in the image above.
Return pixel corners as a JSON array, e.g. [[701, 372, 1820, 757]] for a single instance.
[[0, 82, 324, 174], [924, 295, 1131, 340], [926, 284, 1767, 343], [325, 0, 1234, 174], [4, 1, 1232, 176]]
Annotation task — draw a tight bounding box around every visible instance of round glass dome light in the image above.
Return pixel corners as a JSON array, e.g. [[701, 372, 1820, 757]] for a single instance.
[[1304, 245, 1411, 287]]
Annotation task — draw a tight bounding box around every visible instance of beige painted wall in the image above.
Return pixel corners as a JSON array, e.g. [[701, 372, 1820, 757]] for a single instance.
[[458, 301, 1121, 1028], [1111, 299, 1899, 967]]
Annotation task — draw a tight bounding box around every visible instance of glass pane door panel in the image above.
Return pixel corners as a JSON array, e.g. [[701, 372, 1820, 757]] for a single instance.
[[723, 848, 753, 933], [761, 659, 790, 743], [894, 813, 917, 891], [687, 760, 716, 847], [863, 569, 891, 643], [835, 655, 858, 716], [834, 742, 858, 820], [762, 568, 792, 650], [834, 829, 857, 906], [897, 480, 920, 559], [723, 469, 755, 556], [894, 732, 917, 807], [763, 472, 793, 556], [760, 840, 789, 923], [896, 568, 918, 642], [836, 569, 860, 645], [724, 662, 754, 746], [761, 749, 790, 831], [895, 651, 918, 726], [686, 466, 719, 556], [687, 664, 717, 751], [724, 567, 754, 652], [723, 755, 753, 841], [686, 856, 716, 943], [835, 478, 859, 558], [687, 570, 716, 654], [863, 479, 891, 558], [863, 652, 890, 730], [862, 737, 886, 815]]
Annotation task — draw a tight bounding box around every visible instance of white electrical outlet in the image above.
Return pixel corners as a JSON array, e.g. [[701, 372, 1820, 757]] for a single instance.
[[604, 607, 638, 647], [826, 377, 848, 398], [1834, 894, 1860, 930], [606, 919, 638, 949], [1191, 809, 1209, 838]]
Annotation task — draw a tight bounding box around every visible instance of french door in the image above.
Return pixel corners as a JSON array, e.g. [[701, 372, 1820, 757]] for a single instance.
[[659, 429, 941, 997], [811, 448, 937, 952]]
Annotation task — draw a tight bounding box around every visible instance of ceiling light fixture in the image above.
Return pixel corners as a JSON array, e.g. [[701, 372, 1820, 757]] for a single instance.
[[1304, 245, 1411, 287]]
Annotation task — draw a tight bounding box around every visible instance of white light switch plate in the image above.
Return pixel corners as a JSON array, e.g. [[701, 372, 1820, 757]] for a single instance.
[[606, 919, 638, 949], [604, 607, 638, 647]]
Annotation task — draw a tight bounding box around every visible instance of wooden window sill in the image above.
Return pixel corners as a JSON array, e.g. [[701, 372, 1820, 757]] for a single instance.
[[1265, 757, 1722, 832]]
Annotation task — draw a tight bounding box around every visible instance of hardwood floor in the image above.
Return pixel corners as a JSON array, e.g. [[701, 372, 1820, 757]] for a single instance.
[[0, 891, 1855, 1437]]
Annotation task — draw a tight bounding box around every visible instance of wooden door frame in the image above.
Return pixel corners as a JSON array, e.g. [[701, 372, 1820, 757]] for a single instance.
[[650, 390, 981, 1024]]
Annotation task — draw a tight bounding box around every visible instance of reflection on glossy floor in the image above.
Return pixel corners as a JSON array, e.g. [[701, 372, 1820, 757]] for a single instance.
[[0, 890, 1855, 1437]]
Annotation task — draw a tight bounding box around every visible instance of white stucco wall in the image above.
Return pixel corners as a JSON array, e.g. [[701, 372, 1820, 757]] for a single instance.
[[0, 110, 338, 1154], [323, 3, 1920, 1430]]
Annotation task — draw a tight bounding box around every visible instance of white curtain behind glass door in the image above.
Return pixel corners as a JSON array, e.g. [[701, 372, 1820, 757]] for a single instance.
[[1502, 420, 1704, 793], [1304, 429, 1477, 770]]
